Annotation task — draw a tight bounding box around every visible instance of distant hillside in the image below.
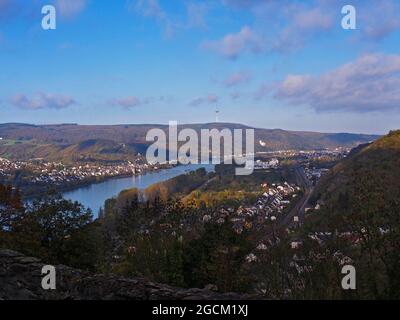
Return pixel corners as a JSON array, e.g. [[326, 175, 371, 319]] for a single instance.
[[0, 123, 379, 162], [0, 138, 148, 163]]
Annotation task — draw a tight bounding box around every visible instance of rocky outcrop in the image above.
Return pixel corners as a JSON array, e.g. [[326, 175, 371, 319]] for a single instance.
[[0, 250, 256, 300]]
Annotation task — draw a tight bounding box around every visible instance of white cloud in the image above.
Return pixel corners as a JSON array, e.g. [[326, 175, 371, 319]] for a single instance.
[[131, 0, 165, 19], [129, 0, 184, 39], [219, 0, 400, 56], [202, 26, 264, 59], [111, 96, 150, 108], [204, 2, 335, 57], [272, 4, 334, 52], [292, 8, 333, 31], [129, 0, 211, 38], [10, 92, 76, 110], [360, 0, 400, 41], [55, 0, 87, 19], [275, 53, 400, 112], [224, 71, 251, 87], [186, 2, 209, 29], [189, 94, 219, 106], [221, 0, 267, 8]]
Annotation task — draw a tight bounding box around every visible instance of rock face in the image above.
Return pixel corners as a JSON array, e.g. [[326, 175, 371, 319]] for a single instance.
[[0, 250, 255, 300]]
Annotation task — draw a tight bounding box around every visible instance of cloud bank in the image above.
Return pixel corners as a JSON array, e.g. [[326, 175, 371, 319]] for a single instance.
[[275, 53, 400, 113], [208, 0, 400, 59]]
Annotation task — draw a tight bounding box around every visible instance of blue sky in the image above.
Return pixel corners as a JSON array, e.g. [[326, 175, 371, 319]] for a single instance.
[[0, 0, 400, 134]]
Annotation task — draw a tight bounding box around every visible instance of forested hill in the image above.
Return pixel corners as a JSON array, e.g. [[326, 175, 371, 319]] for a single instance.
[[305, 130, 400, 298], [0, 123, 379, 162], [312, 129, 400, 208]]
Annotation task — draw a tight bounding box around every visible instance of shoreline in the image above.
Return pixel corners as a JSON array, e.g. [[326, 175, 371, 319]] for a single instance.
[[21, 164, 175, 200]]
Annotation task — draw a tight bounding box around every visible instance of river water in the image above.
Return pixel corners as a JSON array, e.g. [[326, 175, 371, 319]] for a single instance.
[[62, 164, 215, 216]]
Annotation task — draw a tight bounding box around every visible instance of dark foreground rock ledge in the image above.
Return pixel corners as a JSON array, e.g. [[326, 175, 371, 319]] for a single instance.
[[0, 250, 257, 300]]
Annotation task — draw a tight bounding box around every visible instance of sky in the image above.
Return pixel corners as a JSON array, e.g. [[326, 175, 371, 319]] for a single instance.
[[0, 0, 400, 134]]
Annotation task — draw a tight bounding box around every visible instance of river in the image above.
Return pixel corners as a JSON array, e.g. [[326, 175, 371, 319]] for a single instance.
[[62, 163, 215, 217]]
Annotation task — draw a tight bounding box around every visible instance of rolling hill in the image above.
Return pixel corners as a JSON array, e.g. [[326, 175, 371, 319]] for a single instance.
[[0, 123, 379, 163]]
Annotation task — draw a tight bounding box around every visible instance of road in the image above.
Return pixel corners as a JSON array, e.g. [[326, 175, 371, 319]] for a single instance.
[[279, 166, 313, 228]]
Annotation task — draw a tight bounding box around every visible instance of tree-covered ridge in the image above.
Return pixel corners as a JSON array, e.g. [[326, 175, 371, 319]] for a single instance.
[[302, 130, 400, 298], [312, 129, 400, 206]]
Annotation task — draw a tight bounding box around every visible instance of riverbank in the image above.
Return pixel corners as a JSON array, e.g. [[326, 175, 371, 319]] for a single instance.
[[21, 164, 175, 200], [62, 164, 215, 216]]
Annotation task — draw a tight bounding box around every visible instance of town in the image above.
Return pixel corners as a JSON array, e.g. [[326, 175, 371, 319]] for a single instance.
[[0, 157, 168, 196], [0, 147, 347, 197]]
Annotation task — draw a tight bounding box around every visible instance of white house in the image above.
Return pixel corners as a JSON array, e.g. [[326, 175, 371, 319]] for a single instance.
[[291, 241, 302, 249]]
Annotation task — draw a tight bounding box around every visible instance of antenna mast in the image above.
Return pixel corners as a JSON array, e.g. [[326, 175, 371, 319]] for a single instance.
[[215, 108, 220, 123]]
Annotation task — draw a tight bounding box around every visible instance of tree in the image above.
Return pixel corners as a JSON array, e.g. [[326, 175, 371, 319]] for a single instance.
[[3, 193, 98, 270]]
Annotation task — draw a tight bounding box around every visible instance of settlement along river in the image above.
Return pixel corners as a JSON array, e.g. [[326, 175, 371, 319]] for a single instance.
[[62, 164, 215, 217]]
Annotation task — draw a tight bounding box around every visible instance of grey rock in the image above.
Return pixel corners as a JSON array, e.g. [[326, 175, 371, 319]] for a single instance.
[[14, 257, 41, 264], [0, 249, 260, 300], [0, 250, 23, 258]]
